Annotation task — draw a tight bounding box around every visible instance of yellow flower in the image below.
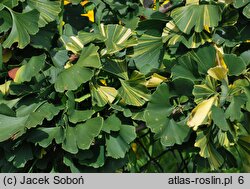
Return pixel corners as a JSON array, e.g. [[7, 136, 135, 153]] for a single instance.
[[81, 10, 94, 22]]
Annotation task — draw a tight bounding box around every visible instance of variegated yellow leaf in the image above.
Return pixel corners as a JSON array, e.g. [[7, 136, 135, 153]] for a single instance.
[[186, 0, 199, 5], [187, 96, 218, 130], [0, 81, 11, 95], [146, 73, 167, 88], [207, 66, 228, 81]]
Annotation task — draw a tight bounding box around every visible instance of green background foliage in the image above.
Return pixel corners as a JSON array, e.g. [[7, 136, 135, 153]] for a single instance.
[[0, 0, 249, 173]]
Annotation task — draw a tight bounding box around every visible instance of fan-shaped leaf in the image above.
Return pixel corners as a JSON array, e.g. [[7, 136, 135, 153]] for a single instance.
[[27, 0, 61, 27], [118, 71, 150, 106], [2, 8, 39, 49], [171, 4, 221, 34], [106, 125, 136, 159]]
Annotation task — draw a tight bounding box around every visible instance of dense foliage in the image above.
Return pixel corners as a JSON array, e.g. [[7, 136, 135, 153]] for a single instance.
[[0, 0, 249, 173]]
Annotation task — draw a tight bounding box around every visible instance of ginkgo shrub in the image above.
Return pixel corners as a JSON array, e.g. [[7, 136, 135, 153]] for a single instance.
[[0, 0, 249, 173]]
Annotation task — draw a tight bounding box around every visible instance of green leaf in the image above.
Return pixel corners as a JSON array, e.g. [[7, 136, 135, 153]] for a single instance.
[[225, 95, 245, 121], [69, 110, 95, 124], [171, 4, 221, 34], [62, 126, 78, 154], [237, 135, 250, 172], [0, 104, 15, 116], [28, 127, 64, 148], [0, 10, 12, 32], [119, 71, 150, 106], [106, 125, 136, 159], [0, 97, 20, 108], [145, 83, 190, 146], [14, 54, 46, 83], [76, 44, 101, 68], [211, 106, 229, 131], [129, 34, 163, 74], [102, 58, 128, 80], [145, 83, 173, 133], [27, 0, 61, 27], [78, 31, 104, 45], [243, 3, 250, 18], [233, 0, 250, 8], [240, 50, 250, 66], [0, 114, 28, 142], [52, 50, 68, 68], [193, 76, 217, 104], [243, 87, 250, 111], [0, 0, 21, 8], [155, 119, 191, 147], [75, 117, 103, 150], [102, 114, 121, 134], [16, 102, 61, 129], [12, 143, 33, 168], [190, 45, 216, 74], [3, 8, 39, 49], [223, 54, 246, 76], [54, 65, 94, 92], [62, 117, 104, 154], [172, 55, 199, 82], [30, 22, 57, 50], [79, 146, 105, 168]]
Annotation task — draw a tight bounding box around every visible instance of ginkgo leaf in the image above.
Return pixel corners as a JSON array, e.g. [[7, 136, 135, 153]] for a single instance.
[[54, 65, 94, 92], [186, 0, 199, 4], [28, 127, 64, 148], [0, 81, 11, 95], [207, 66, 228, 81], [14, 54, 46, 83], [193, 76, 218, 104], [62, 117, 103, 154], [60, 35, 84, 54], [27, 0, 61, 27], [211, 106, 230, 131], [118, 71, 150, 106], [2, 8, 39, 49], [146, 73, 167, 88], [162, 21, 212, 49], [195, 130, 224, 170], [171, 4, 221, 34], [129, 34, 163, 74], [90, 83, 118, 107], [187, 96, 218, 130], [102, 58, 128, 80], [76, 44, 101, 68], [100, 24, 136, 54], [0, 10, 12, 33], [106, 125, 136, 159]]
